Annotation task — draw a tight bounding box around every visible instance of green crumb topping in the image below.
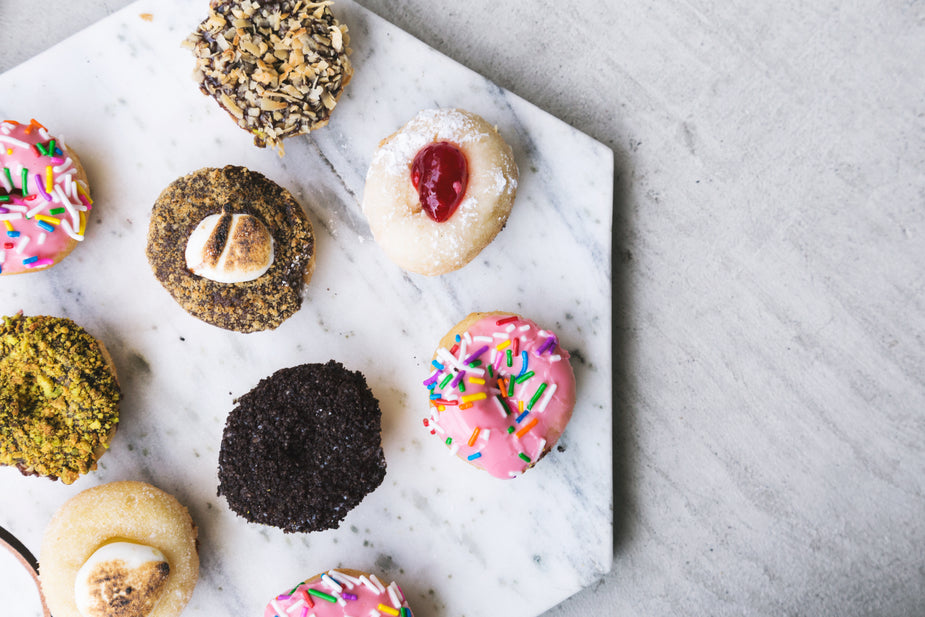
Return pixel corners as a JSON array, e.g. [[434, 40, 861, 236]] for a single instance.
[[0, 314, 121, 484]]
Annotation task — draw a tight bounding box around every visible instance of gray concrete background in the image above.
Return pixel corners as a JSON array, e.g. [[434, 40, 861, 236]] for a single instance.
[[3, 1, 924, 615]]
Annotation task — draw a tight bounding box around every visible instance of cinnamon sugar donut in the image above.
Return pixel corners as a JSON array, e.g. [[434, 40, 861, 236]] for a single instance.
[[0, 119, 92, 274], [39, 481, 199, 617], [361, 108, 518, 275], [422, 311, 576, 478]]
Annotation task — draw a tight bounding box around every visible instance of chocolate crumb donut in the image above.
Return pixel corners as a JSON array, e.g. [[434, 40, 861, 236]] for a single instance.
[[218, 360, 387, 533], [0, 314, 120, 484], [146, 166, 315, 333]]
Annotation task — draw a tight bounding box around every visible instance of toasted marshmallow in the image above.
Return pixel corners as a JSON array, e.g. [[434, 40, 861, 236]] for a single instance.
[[75, 541, 170, 617], [185, 210, 274, 283]]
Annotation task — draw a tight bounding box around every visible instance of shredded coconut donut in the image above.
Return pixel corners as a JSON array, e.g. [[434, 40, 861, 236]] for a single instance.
[[361, 108, 518, 276], [184, 0, 353, 154]]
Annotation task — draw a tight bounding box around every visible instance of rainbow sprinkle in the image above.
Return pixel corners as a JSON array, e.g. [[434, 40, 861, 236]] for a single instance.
[[306, 588, 337, 603], [528, 383, 548, 410], [515, 417, 539, 439]]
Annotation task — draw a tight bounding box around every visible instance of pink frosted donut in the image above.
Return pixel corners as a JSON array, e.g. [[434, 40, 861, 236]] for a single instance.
[[0, 119, 92, 275], [422, 311, 577, 479], [264, 569, 414, 617]]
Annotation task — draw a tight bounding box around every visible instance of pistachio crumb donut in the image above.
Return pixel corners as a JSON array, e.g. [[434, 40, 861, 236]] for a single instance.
[[0, 314, 120, 484], [422, 311, 576, 478], [40, 481, 199, 617], [265, 568, 414, 617], [361, 108, 518, 275]]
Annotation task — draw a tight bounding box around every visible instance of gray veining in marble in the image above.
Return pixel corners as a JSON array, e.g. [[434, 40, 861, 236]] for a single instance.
[[0, 2, 612, 617]]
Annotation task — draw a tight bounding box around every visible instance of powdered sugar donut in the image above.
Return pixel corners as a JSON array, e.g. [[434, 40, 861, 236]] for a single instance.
[[361, 108, 518, 275], [422, 311, 576, 479], [0, 119, 92, 274]]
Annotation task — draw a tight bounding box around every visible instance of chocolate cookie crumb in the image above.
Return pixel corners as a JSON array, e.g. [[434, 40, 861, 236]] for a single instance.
[[218, 361, 386, 533]]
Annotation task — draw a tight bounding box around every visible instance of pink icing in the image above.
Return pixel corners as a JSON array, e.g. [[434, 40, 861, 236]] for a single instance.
[[423, 314, 577, 479], [0, 119, 90, 274], [264, 571, 413, 617]]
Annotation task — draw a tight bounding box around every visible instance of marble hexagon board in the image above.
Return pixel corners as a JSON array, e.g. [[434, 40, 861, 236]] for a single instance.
[[0, 1, 613, 616]]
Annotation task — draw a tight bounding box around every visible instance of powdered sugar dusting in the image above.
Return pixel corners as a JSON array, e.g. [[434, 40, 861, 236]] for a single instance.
[[373, 108, 491, 180]]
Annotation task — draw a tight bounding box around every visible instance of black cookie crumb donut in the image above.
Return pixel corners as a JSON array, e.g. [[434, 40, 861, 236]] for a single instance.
[[218, 360, 387, 533], [146, 166, 315, 333]]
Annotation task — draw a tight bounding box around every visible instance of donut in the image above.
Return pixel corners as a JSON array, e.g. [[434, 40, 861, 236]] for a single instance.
[[146, 166, 315, 333], [39, 481, 199, 617], [265, 568, 414, 617], [0, 314, 120, 484], [422, 312, 576, 479], [361, 108, 519, 275], [0, 119, 92, 274], [184, 0, 353, 154], [218, 360, 387, 533]]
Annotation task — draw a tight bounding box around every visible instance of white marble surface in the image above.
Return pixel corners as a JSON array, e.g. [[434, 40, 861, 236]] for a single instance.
[[0, 2, 612, 617], [4, 1, 925, 616]]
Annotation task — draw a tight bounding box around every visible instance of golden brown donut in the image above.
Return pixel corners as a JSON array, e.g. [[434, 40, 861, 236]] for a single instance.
[[40, 481, 199, 617]]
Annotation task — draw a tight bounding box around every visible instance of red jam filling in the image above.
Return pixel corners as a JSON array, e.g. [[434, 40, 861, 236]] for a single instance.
[[411, 141, 469, 223]]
